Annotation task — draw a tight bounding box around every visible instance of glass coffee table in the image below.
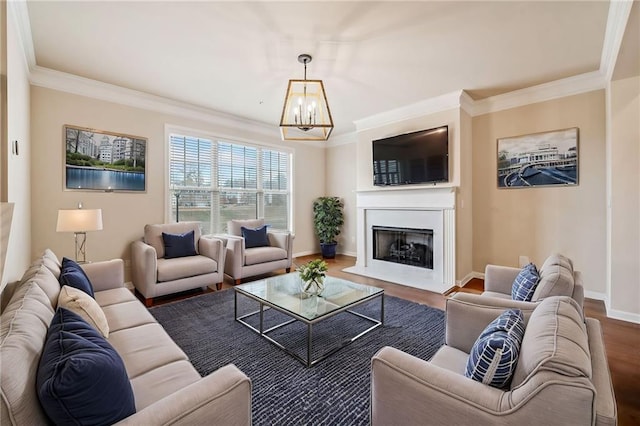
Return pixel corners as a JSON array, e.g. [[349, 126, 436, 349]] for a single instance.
[[234, 273, 384, 367]]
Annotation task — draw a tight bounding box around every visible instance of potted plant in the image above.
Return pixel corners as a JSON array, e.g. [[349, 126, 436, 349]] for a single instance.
[[312, 196, 344, 259], [298, 259, 328, 296]]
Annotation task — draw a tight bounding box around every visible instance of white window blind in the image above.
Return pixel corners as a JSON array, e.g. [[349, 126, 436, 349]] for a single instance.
[[169, 134, 291, 234]]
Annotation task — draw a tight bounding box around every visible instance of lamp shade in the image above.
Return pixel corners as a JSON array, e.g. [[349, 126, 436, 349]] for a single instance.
[[56, 209, 103, 232]]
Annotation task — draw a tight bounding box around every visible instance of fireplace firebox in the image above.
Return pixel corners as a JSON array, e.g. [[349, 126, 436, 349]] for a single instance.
[[373, 226, 434, 269]]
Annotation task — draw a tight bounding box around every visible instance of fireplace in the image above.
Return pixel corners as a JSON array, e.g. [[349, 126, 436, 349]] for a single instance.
[[373, 226, 434, 269]]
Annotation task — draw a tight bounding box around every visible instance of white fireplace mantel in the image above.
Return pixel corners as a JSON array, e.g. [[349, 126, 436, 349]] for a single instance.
[[344, 187, 456, 294]]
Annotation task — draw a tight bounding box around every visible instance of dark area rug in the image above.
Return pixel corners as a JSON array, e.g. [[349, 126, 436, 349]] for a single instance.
[[150, 288, 445, 426]]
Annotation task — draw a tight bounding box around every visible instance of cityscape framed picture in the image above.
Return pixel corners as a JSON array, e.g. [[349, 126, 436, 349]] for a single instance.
[[63, 125, 147, 192], [497, 127, 578, 188]]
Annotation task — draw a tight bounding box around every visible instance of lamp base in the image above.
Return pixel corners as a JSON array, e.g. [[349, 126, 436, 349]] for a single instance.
[[74, 232, 88, 263]]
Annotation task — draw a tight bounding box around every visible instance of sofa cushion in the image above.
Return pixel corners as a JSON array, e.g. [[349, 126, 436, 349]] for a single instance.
[[532, 261, 575, 301], [36, 308, 136, 425], [20, 262, 60, 309], [162, 230, 198, 259], [228, 218, 264, 237], [511, 263, 540, 301], [58, 285, 110, 337], [101, 300, 158, 332], [129, 360, 201, 410], [60, 257, 94, 298], [95, 287, 140, 308], [42, 249, 62, 279], [156, 255, 218, 282], [511, 296, 590, 388], [465, 309, 525, 388], [144, 222, 202, 259], [0, 282, 55, 426], [244, 246, 288, 266], [242, 225, 270, 248]]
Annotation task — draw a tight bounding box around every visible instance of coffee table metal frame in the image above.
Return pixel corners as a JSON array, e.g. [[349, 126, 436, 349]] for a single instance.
[[234, 280, 384, 367]]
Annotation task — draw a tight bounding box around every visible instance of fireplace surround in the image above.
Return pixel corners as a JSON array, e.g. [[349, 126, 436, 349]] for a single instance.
[[344, 187, 456, 294]]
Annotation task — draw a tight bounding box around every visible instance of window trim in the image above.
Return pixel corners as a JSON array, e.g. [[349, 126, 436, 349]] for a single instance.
[[164, 124, 294, 233]]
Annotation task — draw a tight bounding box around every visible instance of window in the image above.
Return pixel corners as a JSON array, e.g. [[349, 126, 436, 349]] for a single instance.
[[168, 133, 291, 234]]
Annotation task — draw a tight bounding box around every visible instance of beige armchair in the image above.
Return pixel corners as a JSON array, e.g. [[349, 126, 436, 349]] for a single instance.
[[131, 222, 225, 306], [371, 294, 617, 426], [219, 219, 293, 285], [479, 253, 584, 309]]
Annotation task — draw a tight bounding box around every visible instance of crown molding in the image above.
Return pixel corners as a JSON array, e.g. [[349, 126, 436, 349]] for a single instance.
[[8, 0, 36, 71], [326, 131, 357, 148], [471, 71, 607, 117], [29, 66, 281, 140], [600, 0, 634, 82], [353, 90, 466, 133]]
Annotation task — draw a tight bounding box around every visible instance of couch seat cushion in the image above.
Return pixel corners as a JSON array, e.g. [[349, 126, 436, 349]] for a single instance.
[[95, 287, 139, 308], [129, 360, 201, 410], [156, 255, 218, 282], [107, 323, 189, 379], [102, 300, 158, 332], [429, 346, 469, 374], [244, 246, 287, 266], [36, 308, 135, 426]]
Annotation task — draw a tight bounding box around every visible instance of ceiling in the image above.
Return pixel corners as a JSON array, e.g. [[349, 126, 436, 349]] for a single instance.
[[22, 1, 634, 137]]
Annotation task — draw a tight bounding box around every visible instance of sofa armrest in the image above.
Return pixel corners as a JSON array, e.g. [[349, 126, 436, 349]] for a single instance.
[[445, 293, 538, 353], [130, 240, 158, 298], [116, 364, 251, 426], [484, 264, 521, 294], [199, 236, 225, 267], [371, 346, 505, 426], [81, 259, 125, 292], [586, 318, 618, 425]]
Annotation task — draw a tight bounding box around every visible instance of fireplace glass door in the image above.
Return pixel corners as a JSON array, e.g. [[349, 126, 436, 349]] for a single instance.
[[373, 226, 434, 269]]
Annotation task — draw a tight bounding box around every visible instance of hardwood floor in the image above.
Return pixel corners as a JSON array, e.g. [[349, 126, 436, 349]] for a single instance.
[[157, 254, 640, 425]]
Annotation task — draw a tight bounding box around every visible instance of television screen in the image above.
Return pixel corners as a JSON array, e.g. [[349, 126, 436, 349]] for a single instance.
[[372, 125, 449, 186]]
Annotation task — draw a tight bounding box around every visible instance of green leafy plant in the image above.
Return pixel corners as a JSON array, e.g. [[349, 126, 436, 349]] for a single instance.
[[298, 259, 328, 294], [312, 197, 344, 244]]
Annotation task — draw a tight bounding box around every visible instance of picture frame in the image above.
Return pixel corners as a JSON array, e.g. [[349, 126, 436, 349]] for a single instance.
[[64, 125, 147, 192], [497, 127, 578, 188]]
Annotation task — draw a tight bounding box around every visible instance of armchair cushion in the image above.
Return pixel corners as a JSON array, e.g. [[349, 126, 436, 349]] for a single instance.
[[37, 308, 136, 425], [244, 246, 287, 266], [241, 225, 270, 248], [156, 256, 218, 282], [532, 254, 575, 300], [465, 309, 525, 388], [162, 231, 197, 259], [60, 257, 94, 298], [511, 263, 539, 301], [228, 218, 264, 237], [144, 222, 201, 259]]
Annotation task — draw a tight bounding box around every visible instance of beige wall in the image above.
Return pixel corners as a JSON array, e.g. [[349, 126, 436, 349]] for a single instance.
[[472, 90, 607, 295], [609, 75, 640, 317], [326, 138, 357, 256], [30, 87, 325, 275], [1, 8, 31, 288]]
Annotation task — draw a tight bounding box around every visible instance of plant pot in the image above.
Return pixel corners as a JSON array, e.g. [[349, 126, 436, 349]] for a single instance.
[[302, 277, 325, 296], [320, 242, 337, 259]]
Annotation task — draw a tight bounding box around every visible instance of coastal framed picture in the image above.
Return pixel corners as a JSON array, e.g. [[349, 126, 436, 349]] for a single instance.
[[497, 127, 578, 188], [63, 125, 147, 192]]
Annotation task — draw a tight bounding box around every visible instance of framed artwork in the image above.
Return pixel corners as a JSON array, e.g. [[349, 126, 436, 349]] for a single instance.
[[64, 125, 147, 192], [497, 127, 578, 188]]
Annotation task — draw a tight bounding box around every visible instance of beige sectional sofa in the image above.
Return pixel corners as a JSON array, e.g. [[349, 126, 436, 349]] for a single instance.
[[1, 250, 251, 425], [371, 294, 617, 425]]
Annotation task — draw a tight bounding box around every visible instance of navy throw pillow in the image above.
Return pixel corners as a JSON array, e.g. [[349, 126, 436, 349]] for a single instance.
[[241, 225, 270, 248], [511, 263, 540, 301], [37, 308, 136, 425], [465, 309, 525, 388], [162, 230, 197, 259], [60, 257, 94, 298]]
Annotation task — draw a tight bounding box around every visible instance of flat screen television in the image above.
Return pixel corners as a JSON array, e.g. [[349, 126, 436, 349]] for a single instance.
[[372, 125, 449, 186]]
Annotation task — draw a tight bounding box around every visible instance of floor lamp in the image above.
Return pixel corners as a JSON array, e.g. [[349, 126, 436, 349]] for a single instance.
[[56, 204, 103, 263]]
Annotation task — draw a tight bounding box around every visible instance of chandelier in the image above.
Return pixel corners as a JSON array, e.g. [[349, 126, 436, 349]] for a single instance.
[[279, 54, 333, 141]]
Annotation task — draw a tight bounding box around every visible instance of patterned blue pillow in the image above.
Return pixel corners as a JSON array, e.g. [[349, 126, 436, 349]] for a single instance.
[[465, 309, 525, 388], [511, 263, 540, 301]]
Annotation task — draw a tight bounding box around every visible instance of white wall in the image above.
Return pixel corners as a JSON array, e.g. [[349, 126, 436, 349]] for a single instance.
[[30, 87, 325, 277], [609, 75, 640, 319], [1, 6, 31, 288]]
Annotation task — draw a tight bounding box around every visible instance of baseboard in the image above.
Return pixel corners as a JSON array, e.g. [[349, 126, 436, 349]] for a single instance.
[[292, 250, 318, 258], [584, 290, 607, 301], [456, 271, 484, 287], [606, 308, 640, 324]]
